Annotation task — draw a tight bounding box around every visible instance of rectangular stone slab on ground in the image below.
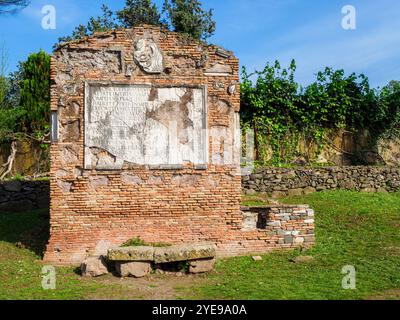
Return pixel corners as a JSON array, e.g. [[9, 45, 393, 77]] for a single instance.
[[107, 246, 155, 261], [153, 243, 216, 263]]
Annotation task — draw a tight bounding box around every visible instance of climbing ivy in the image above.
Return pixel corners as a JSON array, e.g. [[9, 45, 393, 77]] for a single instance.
[[241, 60, 400, 166]]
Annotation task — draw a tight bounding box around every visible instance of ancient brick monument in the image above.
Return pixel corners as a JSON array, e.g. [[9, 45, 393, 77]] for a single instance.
[[44, 26, 314, 265]]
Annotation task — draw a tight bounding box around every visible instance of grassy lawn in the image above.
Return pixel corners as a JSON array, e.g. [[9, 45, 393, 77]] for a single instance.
[[185, 191, 400, 300], [0, 209, 122, 300], [0, 190, 399, 300]]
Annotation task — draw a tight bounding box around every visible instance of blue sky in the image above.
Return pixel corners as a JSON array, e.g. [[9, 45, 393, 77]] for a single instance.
[[0, 0, 399, 88]]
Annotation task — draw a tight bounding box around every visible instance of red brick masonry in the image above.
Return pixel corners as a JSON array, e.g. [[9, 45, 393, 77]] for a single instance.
[[44, 26, 315, 265]]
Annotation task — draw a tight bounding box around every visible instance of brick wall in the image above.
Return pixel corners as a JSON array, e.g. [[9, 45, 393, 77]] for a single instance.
[[44, 26, 313, 265]]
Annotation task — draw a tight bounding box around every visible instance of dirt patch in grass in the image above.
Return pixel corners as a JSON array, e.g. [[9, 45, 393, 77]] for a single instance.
[[335, 214, 372, 228], [382, 246, 400, 255], [85, 273, 208, 300], [367, 289, 400, 300]]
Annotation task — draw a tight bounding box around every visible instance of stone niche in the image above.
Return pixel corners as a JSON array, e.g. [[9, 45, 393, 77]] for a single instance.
[[44, 26, 313, 266]]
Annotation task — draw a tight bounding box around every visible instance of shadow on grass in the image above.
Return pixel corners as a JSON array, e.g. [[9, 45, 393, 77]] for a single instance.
[[73, 266, 82, 276], [0, 208, 50, 258]]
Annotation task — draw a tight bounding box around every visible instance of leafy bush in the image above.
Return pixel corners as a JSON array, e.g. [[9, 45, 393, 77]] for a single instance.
[[121, 237, 171, 247], [379, 80, 400, 139], [241, 60, 302, 164], [0, 106, 26, 142], [241, 60, 400, 165]]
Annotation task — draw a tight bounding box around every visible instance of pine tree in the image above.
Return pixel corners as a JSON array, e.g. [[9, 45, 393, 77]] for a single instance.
[[57, 5, 117, 45], [88, 4, 117, 33], [56, 0, 216, 45], [117, 0, 162, 28], [19, 50, 50, 133], [162, 0, 215, 40]]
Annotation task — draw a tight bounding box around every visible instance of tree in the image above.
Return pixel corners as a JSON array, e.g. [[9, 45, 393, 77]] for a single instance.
[[19, 50, 51, 134], [378, 80, 400, 138], [162, 0, 215, 40], [0, 0, 30, 14], [58, 5, 117, 44], [241, 60, 300, 163], [57, 0, 216, 46], [0, 76, 8, 108], [0, 51, 50, 179], [301, 68, 377, 130], [6, 67, 23, 108], [0, 44, 9, 108], [239, 60, 400, 165], [88, 4, 118, 33], [0, 44, 22, 179], [117, 0, 162, 28]]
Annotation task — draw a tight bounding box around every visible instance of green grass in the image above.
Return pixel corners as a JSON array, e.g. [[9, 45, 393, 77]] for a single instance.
[[0, 209, 119, 300], [3, 176, 50, 182], [184, 191, 400, 300], [241, 194, 275, 206], [0, 191, 399, 300]]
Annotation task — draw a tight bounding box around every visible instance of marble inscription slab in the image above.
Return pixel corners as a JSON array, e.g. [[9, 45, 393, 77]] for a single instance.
[[84, 83, 207, 169]]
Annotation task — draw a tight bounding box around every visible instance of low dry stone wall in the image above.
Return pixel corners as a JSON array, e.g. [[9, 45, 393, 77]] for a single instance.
[[242, 166, 400, 197], [0, 180, 50, 213]]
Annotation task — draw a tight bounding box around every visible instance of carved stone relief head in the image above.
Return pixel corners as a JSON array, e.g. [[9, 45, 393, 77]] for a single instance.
[[133, 38, 164, 74]]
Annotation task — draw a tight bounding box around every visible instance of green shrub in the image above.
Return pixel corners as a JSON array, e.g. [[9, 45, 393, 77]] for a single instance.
[[121, 237, 171, 247]]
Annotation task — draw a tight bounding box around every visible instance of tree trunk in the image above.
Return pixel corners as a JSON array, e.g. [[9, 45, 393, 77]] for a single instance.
[[0, 140, 17, 180], [253, 120, 260, 162]]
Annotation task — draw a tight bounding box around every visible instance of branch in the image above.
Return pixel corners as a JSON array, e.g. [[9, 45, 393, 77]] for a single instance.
[[0, 0, 30, 14], [21, 132, 50, 144], [0, 140, 17, 180], [322, 137, 354, 155]]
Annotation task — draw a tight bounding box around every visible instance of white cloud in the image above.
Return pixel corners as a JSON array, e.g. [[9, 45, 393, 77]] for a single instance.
[[241, 0, 400, 87]]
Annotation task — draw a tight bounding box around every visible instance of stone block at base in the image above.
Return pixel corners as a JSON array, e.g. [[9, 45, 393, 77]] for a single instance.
[[81, 256, 108, 277], [189, 258, 216, 274], [116, 261, 152, 278]]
